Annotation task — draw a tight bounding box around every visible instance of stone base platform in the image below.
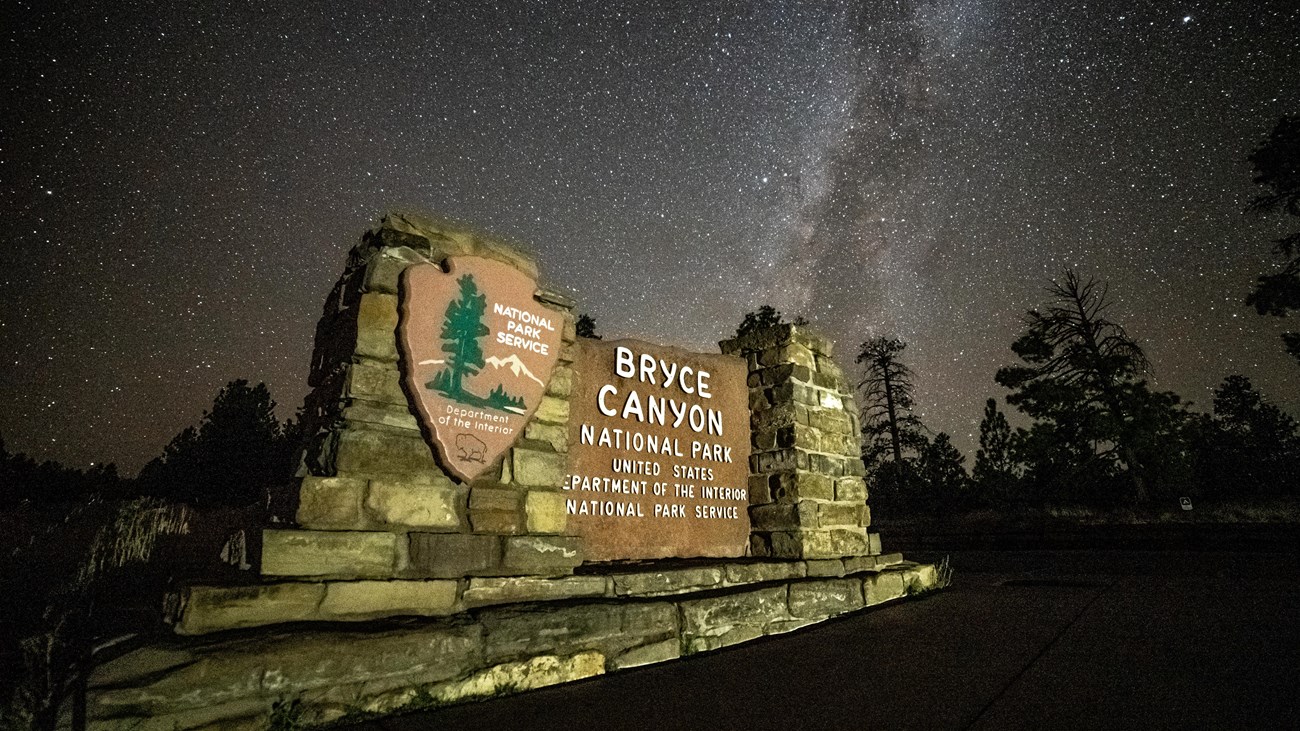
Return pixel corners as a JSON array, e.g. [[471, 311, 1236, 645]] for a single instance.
[[85, 557, 938, 730]]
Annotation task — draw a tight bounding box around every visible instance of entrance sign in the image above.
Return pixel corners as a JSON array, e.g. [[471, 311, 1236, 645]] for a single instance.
[[566, 339, 751, 561], [398, 257, 562, 481]]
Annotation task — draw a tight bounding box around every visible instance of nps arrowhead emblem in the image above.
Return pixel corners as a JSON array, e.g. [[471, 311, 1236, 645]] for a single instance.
[[397, 257, 562, 482]]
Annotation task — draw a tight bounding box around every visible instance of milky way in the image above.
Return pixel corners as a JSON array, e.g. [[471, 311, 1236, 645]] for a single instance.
[[2, 0, 1297, 472]]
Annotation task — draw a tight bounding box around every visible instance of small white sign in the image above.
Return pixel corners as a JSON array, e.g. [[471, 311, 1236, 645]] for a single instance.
[[1179, 496, 1193, 511]]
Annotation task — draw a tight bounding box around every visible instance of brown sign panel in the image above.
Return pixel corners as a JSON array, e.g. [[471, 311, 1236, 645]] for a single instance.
[[398, 258, 562, 482], [566, 339, 751, 561]]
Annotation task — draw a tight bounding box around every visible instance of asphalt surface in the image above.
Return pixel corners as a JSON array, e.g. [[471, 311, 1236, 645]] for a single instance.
[[350, 546, 1300, 730]]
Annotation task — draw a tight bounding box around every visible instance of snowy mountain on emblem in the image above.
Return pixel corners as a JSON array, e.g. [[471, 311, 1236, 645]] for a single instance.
[[484, 353, 547, 387]]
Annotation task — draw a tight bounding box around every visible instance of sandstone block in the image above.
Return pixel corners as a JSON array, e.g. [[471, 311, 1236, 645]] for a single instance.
[[355, 292, 400, 362], [470, 486, 521, 512], [296, 476, 366, 529], [610, 639, 681, 670], [331, 426, 441, 480], [408, 533, 500, 577], [620, 602, 680, 637], [533, 395, 570, 425], [512, 447, 565, 487], [678, 585, 788, 642], [341, 402, 420, 431], [318, 580, 459, 619], [345, 361, 407, 405], [751, 402, 796, 429], [815, 353, 843, 379], [842, 555, 880, 573], [791, 423, 823, 451], [769, 471, 835, 502], [262, 529, 397, 578], [429, 652, 603, 706], [902, 563, 940, 594], [824, 431, 862, 456], [817, 502, 862, 528], [525, 490, 567, 534], [365, 480, 460, 529], [825, 528, 870, 557], [808, 408, 852, 434], [769, 528, 868, 559], [843, 455, 867, 476], [724, 561, 807, 585], [470, 510, 523, 534], [361, 251, 411, 295], [864, 570, 907, 605], [100, 622, 482, 721], [835, 476, 868, 501], [876, 551, 904, 566], [612, 567, 723, 596], [764, 618, 820, 636], [462, 575, 608, 606], [793, 327, 833, 357], [818, 389, 844, 410], [173, 583, 325, 635], [501, 535, 582, 575], [750, 426, 779, 450], [782, 343, 817, 370], [544, 366, 573, 398], [480, 603, 626, 663], [524, 421, 568, 452], [751, 448, 796, 473], [90, 647, 195, 687], [686, 624, 763, 654], [804, 559, 846, 577], [748, 503, 796, 531], [788, 578, 864, 618], [868, 532, 883, 555]]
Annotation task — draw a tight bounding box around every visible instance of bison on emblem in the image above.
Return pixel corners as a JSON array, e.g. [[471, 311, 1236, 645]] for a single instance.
[[455, 433, 487, 463]]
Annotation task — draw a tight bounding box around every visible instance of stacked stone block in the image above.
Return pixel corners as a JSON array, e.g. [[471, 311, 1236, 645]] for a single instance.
[[266, 212, 582, 580], [104, 558, 933, 729], [720, 324, 877, 559]]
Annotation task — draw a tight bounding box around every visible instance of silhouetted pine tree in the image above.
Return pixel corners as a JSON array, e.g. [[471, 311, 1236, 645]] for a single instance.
[[137, 380, 292, 505], [1244, 116, 1300, 364], [995, 270, 1188, 505], [972, 398, 1023, 506]]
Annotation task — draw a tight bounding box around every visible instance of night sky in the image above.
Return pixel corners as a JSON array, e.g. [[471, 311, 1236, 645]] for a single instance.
[[3, 1, 1298, 474]]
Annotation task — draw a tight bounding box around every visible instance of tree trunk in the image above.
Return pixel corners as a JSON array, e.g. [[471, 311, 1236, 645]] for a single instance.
[[883, 370, 902, 463]]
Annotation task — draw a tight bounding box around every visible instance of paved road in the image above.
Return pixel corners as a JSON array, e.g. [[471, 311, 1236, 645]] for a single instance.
[[352, 548, 1300, 730]]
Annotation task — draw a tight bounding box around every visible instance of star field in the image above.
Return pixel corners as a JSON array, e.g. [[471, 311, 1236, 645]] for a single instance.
[[2, 0, 1297, 472]]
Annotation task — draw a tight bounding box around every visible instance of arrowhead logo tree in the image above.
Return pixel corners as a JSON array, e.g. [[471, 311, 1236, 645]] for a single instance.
[[398, 257, 561, 481], [426, 273, 527, 413]]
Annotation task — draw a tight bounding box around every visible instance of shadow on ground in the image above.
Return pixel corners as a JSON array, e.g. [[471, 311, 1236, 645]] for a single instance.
[[345, 544, 1300, 731]]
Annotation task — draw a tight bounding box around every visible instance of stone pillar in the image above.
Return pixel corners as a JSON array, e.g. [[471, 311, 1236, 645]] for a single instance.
[[263, 213, 582, 580], [720, 325, 878, 559]]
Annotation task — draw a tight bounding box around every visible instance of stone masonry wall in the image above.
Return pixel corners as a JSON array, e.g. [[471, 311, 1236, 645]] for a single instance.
[[94, 559, 937, 730], [265, 213, 582, 580], [720, 324, 878, 559], [74, 223, 943, 731]]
